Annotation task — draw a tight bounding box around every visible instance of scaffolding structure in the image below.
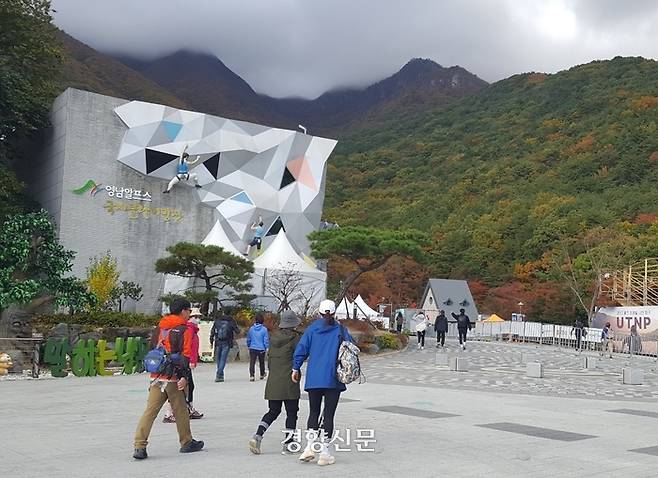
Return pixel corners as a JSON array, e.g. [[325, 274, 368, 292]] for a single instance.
[[600, 258, 658, 306]]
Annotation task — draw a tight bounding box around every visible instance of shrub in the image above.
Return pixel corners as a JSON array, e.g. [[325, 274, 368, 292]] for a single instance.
[[376, 333, 400, 350], [34, 311, 160, 330], [234, 308, 255, 329]]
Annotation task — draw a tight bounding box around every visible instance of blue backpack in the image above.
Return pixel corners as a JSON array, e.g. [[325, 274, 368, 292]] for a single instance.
[[143, 328, 184, 374]]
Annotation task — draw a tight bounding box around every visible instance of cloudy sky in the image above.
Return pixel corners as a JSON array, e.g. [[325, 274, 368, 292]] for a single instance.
[[52, 0, 658, 99]]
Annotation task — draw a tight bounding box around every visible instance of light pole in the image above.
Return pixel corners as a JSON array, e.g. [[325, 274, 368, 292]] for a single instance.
[[517, 301, 524, 321]]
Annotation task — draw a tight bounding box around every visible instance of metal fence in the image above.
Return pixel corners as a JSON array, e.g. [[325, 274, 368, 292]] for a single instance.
[[472, 321, 657, 357], [0, 338, 43, 377]]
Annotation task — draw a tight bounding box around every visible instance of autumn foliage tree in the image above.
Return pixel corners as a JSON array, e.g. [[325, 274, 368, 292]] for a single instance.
[[86, 252, 120, 310], [309, 226, 428, 303]]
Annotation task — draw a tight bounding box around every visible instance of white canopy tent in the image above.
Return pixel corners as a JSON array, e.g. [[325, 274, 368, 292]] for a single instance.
[[201, 220, 244, 257], [335, 297, 353, 319], [353, 294, 381, 319], [251, 230, 326, 314]]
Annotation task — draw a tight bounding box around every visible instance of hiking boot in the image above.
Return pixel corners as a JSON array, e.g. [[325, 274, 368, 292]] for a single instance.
[[163, 415, 175, 423], [188, 407, 204, 419], [249, 434, 262, 455], [215, 376, 224, 382], [250, 376, 255, 382], [133, 448, 147, 460], [180, 439, 204, 453]]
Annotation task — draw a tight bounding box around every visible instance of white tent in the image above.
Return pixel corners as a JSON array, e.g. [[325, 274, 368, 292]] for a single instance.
[[201, 221, 243, 257], [335, 297, 353, 319], [251, 230, 326, 314], [353, 295, 381, 319]]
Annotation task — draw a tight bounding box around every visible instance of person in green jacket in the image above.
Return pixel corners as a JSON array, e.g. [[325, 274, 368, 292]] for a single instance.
[[249, 310, 302, 455]]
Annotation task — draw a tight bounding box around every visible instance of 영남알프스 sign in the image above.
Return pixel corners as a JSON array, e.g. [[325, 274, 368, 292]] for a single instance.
[[593, 306, 658, 335]]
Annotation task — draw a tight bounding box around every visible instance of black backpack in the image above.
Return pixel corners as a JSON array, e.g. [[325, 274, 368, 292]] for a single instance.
[[215, 319, 232, 342]]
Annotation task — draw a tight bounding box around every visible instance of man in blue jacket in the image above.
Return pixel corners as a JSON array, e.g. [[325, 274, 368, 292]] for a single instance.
[[292, 299, 353, 467], [247, 314, 270, 381]]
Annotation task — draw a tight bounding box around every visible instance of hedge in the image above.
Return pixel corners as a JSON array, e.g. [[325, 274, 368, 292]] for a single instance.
[[34, 311, 160, 330]]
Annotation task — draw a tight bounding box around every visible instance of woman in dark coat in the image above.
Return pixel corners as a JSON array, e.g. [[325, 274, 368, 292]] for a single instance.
[[249, 310, 302, 455]]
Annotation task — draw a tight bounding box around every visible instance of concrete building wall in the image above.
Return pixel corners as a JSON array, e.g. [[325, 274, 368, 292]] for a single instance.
[[31, 90, 71, 225], [31, 89, 216, 313]]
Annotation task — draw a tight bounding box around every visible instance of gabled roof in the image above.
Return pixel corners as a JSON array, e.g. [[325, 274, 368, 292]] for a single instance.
[[421, 278, 479, 319]]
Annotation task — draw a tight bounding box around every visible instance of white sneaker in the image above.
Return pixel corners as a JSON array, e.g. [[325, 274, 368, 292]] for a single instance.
[[299, 446, 315, 462], [317, 442, 335, 466], [417, 344, 421, 350], [421, 346, 424, 350], [299, 431, 317, 462]]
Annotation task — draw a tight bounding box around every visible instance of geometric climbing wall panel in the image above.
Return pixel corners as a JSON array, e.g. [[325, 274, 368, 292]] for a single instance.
[[114, 100, 337, 253]]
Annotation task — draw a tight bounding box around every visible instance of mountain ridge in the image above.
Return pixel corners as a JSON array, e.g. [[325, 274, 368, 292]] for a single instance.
[[112, 50, 487, 134]]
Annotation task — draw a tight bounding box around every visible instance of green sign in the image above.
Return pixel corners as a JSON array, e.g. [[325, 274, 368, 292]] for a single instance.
[[43, 337, 148, 377]]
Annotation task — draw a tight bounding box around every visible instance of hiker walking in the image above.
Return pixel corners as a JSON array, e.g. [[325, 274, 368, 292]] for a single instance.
[[600, 322, 613, 358], [452, 308, 472, 350], [434, 310, 448, 348], [132, 298, 204, 460], [163, 307, 204, 422], [395, 311, 404, 333], [247, 313, 270, 381], [249, 310, 302, 455], [292, 299, 354, 466], [210, 311, 240, 382], [414, 310, 430, 350], [571, 318, 586, 351]]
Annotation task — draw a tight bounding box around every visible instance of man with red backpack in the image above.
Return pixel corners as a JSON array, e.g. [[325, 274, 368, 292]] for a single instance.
[[133, 298, 204, 460]]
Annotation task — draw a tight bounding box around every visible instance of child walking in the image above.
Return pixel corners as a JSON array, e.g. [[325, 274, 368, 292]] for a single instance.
[[249, 310, 302, 455]]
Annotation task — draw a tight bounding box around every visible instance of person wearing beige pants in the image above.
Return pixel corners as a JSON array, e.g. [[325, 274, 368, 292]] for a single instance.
[[132, 298, 204, 460], [134, 382, 193, 449]]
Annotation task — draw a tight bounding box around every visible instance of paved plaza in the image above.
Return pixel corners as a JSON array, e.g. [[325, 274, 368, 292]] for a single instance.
[[4, 337, 658, 477]]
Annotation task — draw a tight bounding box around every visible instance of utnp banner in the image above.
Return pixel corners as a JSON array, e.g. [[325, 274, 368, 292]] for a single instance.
[[593, 306, 658, 335]]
